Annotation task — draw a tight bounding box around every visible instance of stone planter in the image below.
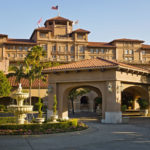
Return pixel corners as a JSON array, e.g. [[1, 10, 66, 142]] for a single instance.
[[51, 115, 58, 122], [36, 117, 45, 124], [140, 109, 149, 116]]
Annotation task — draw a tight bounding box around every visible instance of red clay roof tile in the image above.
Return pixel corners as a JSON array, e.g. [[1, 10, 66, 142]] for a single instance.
[[8, 77, 48, 89], [88, 42, 116, 48], [110, 38, 144, 43], [72, 28, 90, 34], [43, 57, 149, 73]]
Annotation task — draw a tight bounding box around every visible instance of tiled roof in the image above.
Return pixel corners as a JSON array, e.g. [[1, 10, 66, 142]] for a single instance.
[[43, 57, 149, 73], [88, 42, 116, 48], [141, 44, 150, 49], [34, 27, 52, 31], [44, 16, 73, 25], [30, 27, 52, 40], [72, 29, 90, 34], [110, 38, 144, 43], [0, 34, 8, 37], [8, 76, 48, 89], [5, 39, 37, 45]]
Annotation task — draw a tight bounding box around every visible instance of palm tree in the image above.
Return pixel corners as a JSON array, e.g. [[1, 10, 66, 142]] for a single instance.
[[25, 46, 47, 105], [7, 64, 26, 86]]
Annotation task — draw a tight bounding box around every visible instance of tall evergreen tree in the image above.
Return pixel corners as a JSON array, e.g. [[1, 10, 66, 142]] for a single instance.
[[0, 71, 11, 97]]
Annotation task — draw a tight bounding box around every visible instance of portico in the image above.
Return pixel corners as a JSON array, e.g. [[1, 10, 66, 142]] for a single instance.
[[43, 58, 150, 123]]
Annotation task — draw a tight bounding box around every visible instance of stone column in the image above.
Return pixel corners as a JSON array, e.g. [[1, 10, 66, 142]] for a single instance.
[[58, 89, 69, 120], [101, 81, 122, 123], [47, 83, 57, 119], [147, 86, 150, 116]]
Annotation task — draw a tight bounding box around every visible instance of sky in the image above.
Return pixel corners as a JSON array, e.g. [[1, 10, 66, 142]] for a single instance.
[[0, 0, 150, 44]]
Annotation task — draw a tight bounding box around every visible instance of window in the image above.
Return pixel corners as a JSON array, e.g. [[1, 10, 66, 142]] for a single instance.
[[95, 49, 99, 54], [77, 34, 83, 40], [90, 56, 94, 59], [19, 54, 23, 58], [124, 50, 128, 54], [129, 50, 133, 55], [71, 46, 74, 53], [19, 46, 23, 51], [12, 54, 15, 58], [143, 57, 146, 61], [124, 57, 128, 61], [65, 56, 68, 60], [71, 56, 74, 59], [142, 51, 146, 55], [7, 46, 11, 50], [13, 46, 16, 50], [42, 44, 47, 51], [79, 55, 85, 59], [52, 45, 56, 52], [90, 49, 94, 53], [79, 46, 84, 53], [52, 55, 56, 59], [40, 32, 47, 38], [65, 45, 68, 52], [100, 49, 104, 53], [24, 47, 28, 51], [7, 53, 10, 57], [128, 57, 133, 61]]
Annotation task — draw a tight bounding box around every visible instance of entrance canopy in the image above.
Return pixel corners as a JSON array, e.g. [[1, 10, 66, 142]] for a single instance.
[[43, 58, 150, 123]]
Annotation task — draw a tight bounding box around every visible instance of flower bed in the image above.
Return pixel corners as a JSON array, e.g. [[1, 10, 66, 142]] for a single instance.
[[0, 119, 88, 135]]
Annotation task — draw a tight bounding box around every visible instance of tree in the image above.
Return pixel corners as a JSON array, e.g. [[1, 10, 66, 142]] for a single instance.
[[0, 71, 11, 97], [7, 64, 26, 85], [53, 95, 57, 115], [25, 45, 47, 105], [68, 88, 90, 115]]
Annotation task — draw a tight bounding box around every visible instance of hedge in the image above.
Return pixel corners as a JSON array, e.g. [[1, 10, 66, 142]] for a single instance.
[[0, 119, 88, 135], [0, 117, 16, 124]]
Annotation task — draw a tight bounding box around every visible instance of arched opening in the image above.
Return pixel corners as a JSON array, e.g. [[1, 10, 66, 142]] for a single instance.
[[121, 86, 149, 113], [80, 96, 89, 111], [63, 85, 103, 118]]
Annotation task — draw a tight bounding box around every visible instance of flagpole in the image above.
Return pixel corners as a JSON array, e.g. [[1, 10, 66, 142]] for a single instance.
[[58, 7, 60, 16]]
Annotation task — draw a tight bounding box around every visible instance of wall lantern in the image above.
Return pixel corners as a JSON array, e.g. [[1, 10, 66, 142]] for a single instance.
[[107, 82, 113, 92]]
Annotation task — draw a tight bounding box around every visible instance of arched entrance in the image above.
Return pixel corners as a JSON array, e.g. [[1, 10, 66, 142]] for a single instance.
[[60, 84, 103, 119], [121, 86, 149, 111]]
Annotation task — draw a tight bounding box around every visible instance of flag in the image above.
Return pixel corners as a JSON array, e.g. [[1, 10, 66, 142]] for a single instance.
[[37, 18, 42, 27], [51, 5, 58, 10], [73, 20, 79, 25]]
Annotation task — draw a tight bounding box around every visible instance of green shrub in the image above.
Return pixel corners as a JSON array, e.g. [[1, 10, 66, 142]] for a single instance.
[[0, 105, 5, 111], [0, 117, 16, 124], [95, 97, 102, 104], [53, 95, 57, 115], [121, 105, 127, 112], [137, 98, 149, 109]]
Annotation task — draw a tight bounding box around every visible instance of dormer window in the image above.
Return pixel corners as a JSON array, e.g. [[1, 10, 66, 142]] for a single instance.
[[77, 34, 83, 40], [40, 32, 47, 38]]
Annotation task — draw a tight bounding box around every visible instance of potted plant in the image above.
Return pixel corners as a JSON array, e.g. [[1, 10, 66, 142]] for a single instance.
[[51, 95, 58, 122], [137, 98, 149, 116], [36, 98, 45, 124], [128, 100, 133, 110], [95, 97, 102, 115]]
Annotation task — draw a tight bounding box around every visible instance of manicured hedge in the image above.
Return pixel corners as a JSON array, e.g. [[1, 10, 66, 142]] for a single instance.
[[0, 119, 88, 135], [0, 117, 16, 124]]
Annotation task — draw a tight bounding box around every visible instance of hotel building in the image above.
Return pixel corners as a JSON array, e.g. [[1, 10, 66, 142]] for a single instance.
[[0, 16, 150, 69]]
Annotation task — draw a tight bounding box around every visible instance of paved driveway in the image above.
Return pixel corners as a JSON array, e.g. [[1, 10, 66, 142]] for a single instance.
[[0, 119, 150, 150]]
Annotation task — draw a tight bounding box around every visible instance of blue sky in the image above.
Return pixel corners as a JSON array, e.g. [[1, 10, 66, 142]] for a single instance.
[[0, 0, 150, 43]]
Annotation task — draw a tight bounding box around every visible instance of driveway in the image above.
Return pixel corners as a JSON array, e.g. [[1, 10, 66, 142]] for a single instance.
[[0, 118, 150, 150]]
